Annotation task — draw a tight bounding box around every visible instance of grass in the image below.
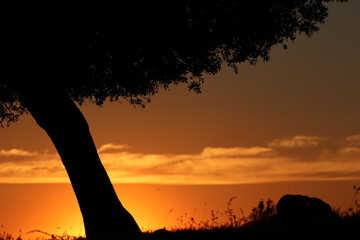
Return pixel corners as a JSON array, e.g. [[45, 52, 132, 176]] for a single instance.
[[169, 197, 276, 231], [144, 194, 360, 239], [2, 186, 360, 240], [0, 230, 80, 240]]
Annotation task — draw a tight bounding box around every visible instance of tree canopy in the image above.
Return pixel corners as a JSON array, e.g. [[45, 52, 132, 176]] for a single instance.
[[0, 0, 346, 126]]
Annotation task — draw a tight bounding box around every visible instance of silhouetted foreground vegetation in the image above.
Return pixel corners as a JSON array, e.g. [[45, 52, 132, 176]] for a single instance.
[[143, 194, 360, 240], [1, 210, 360, 240], [2, 186, 360, 240]]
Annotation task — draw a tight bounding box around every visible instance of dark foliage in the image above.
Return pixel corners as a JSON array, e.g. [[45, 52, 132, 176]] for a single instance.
[[0, 0, 346, 126]]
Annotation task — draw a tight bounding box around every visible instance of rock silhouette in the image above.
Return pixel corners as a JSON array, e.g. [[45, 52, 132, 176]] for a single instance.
[[276, 194, 333, 219]]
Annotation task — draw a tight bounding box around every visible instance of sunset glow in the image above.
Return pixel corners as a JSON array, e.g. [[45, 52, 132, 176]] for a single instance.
[[1, 1, 359, 238]]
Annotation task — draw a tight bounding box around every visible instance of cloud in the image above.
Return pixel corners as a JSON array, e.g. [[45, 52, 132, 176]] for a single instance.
[[338, 147, 360, 155], [95, 141, 360, 184], [98, 143, 128, 153], [2, 137, 360, 184], [345, 134, 360, 147], [0, 148, 66, 182], [336, 134, 360, 159], [0, 148, 38, 157], [201, 147, 274, 158], [268, 136, 322, 148], [344, 134, 360, 151]]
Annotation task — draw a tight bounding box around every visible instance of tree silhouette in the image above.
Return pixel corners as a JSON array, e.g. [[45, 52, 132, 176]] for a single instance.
[[0, 1, 346, 239]]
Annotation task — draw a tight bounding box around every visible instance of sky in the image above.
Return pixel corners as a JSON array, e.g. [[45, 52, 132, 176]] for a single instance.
[[0, 0, 360, 237]]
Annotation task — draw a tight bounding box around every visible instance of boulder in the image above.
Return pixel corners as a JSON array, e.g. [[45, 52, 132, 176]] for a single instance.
[[276, 194, 333, 219]]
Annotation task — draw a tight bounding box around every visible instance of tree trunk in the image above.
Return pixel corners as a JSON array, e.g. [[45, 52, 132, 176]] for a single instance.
[[21, 90, 141, 240]]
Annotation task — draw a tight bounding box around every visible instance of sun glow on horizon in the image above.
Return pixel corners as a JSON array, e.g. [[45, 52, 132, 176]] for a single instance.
[[1, 181, 359, 238]]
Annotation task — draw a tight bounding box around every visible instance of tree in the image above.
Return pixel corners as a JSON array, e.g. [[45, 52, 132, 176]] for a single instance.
[[0, 0, 346, 239]]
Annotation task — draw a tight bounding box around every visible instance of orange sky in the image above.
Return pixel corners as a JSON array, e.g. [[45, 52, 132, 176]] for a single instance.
[[0, 1, 360, 237]]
